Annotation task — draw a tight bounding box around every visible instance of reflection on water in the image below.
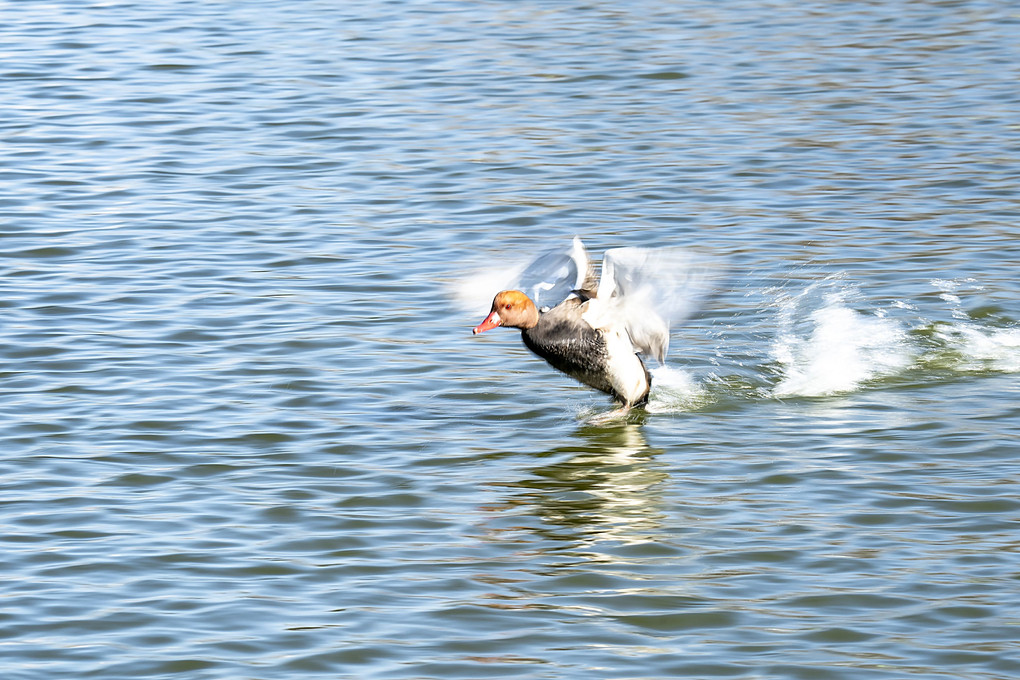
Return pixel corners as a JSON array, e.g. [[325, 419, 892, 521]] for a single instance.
[[483, 424, 668, 549]]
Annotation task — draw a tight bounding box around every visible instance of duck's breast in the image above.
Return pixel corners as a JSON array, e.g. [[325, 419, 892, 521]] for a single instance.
[[595, 323, 651, 406]]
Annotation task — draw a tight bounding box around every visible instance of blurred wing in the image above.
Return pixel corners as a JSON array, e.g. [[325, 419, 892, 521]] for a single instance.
[[512, 236, 592, 311], [597, 246, 723, 363]]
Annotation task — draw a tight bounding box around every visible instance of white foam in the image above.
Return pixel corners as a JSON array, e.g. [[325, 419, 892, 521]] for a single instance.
[[935, 325, 1020, 373], [646, 365, 711, 412], [931, 277, 980, 292], [770, 286, 915, 397]]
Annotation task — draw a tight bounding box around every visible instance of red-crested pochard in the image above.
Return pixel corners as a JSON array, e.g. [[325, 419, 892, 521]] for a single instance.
[[472, 237, 719, 419]]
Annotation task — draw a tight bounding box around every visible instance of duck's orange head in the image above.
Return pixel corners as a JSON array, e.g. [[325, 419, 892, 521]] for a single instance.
[[472, 290, 539, 334]]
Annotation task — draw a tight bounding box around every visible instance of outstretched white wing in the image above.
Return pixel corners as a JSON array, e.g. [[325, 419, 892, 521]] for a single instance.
[[511, 236, 592, 311], [597, 246, 722, 363]]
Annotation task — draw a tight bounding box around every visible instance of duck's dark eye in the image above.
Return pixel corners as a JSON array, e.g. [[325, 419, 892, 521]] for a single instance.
[[504, 304, 511, 310]]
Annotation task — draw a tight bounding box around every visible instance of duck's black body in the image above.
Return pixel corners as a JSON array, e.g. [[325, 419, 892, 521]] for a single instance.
[[520, 298, 651, 406]]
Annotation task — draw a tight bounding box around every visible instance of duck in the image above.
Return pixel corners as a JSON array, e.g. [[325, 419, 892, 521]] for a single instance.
[[472, 237, 719, 420], [474, 288, 653, 411]]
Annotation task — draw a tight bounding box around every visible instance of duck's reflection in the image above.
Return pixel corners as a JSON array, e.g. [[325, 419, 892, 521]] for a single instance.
[[483, 423, 669, 548]]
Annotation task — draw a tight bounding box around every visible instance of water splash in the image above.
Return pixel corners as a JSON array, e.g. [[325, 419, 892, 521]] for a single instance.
[[927, 324, 1020, 374], [767, 279, 915, 397], [589, 276, 1016, 418], [646, 365, 712, 413], [764, 276, 1019, 398], [960, 327, 1020, 373], [913, 278, 1020, 374]]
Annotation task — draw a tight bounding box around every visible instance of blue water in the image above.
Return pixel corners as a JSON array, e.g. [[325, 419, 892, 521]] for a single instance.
[[2, 1, 1019, 678]]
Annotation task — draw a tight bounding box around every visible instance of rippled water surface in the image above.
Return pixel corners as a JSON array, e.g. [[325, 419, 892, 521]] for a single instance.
[[3, 1, 1019, 678]]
